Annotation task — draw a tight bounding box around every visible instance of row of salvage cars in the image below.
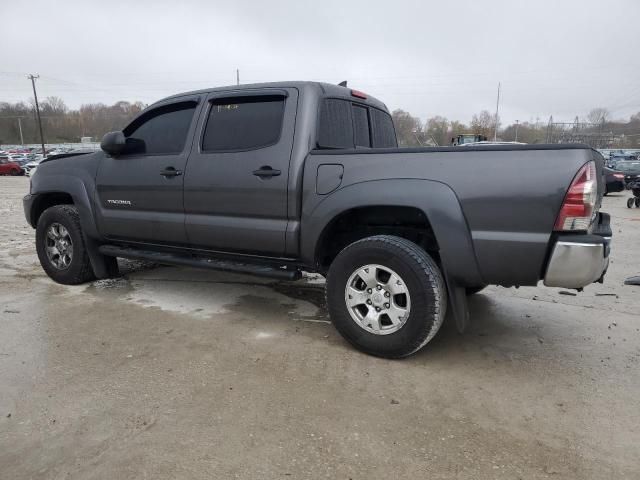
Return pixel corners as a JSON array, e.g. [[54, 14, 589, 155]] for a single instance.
[[0, 156, 43, 176]]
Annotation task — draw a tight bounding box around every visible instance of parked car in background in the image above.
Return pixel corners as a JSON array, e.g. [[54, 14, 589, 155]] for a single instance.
[[616, 161, 640, 186], [24, 159, 43, 177], [0, 157, 24, 175], [608, 154, 638, 169], [603, 166, 625, 194], [9, 154, 29, 164], [15, 158, 31, 167]]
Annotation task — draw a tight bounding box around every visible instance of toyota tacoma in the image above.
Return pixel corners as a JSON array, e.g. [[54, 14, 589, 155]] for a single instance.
[[24, 81, 612, 357]]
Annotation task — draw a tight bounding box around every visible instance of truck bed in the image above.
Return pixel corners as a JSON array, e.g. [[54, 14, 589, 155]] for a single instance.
[[302, 144, 603, 286]]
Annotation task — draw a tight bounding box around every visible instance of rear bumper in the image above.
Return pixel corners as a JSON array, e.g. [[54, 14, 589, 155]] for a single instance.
[[543, 213, 611, 288]]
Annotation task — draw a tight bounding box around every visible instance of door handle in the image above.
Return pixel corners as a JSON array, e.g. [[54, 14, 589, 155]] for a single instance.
[[160, 167, 182, 177], [253, 166, 281, 178]]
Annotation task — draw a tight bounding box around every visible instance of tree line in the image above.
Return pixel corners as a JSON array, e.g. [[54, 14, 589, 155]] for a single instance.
[[1, 96, 639, 149], [392, 108, 640, 148], [0, 97, 146, 145]]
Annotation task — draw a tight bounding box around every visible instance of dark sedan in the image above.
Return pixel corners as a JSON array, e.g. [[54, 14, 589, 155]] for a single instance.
[[616, 161, 640, 186], [603, 167, 625, 195]]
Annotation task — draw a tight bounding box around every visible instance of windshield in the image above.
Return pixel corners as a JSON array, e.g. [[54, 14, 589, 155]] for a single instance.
[[617, 162, 640, 171]]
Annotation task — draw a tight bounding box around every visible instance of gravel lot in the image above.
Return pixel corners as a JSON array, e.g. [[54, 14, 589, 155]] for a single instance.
[[1, 176, 639, 479]]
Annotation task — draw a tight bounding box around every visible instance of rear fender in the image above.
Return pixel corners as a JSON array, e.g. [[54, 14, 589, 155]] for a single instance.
[[301, 179, 484, 287]]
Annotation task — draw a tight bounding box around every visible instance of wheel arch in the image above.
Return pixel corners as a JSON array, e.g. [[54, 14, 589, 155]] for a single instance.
[[314, 205, 439, 273], [301, 179, 484, 287], [29, 175, 100, 239], [30, 192, 75, 227], [28, 175, 114, 279]]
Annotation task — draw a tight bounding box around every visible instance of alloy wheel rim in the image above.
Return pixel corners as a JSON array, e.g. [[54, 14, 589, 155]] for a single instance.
[[344, 264, 411, 335], [45, 223, 74, 270]]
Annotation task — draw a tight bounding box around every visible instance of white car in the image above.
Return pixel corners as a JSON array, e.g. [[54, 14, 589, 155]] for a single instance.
[[24, 159, 42, 177]]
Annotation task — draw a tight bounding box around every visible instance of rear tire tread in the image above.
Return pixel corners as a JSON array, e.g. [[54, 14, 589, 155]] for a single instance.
[[326, 235, 446, 358]]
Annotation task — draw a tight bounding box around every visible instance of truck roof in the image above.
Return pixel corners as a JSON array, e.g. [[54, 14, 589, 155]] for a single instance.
[[153, 81, 389, 112]]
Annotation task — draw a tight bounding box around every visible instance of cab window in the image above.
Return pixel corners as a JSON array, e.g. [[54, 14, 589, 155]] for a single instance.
[[202, 95, 285, 152], [123, 101, 197, 155]]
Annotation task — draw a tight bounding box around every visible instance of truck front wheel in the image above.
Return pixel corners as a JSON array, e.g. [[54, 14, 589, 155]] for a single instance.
[[326, 235, 447, 358], [36, 205, 96, 285]]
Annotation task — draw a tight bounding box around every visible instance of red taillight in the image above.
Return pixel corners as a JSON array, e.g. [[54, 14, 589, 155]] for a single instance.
[[351, 89, 367, 99], [554, 161, 598, 232]]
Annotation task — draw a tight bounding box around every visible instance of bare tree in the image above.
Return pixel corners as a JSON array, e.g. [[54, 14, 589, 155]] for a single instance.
[[0, 99, 147, 144], [424, 116, 449, 146], [470, 110, 495, 138], [42, 96, 68, 115], [587, 108, 610, 125], [391, 109, 425, 147], [501, 121, 546, 144]]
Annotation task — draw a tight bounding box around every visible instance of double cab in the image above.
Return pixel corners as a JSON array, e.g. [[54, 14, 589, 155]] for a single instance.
[[24, 81, 612, 357]]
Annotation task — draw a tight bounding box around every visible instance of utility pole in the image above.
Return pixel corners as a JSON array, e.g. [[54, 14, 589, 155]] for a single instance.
[[236, 69, 240, 85], [28, 74, 46, 155], [514, 119, 519, 142], [493, 82, 501, 142], [17, 117, 24, 145]]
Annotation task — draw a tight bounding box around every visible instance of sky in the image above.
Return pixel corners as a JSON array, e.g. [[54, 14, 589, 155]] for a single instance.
[[1, 0, 639, 125]]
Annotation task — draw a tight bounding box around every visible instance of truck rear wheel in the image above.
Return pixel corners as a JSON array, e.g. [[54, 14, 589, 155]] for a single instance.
[[326, 235, 447, 358], [36, 205, 96, 285]]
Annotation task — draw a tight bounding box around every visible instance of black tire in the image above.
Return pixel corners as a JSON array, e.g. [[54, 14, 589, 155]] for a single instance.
[[635, 198, 640, 208], [465, 285, 487, 295], [326, 235, 447, 358], [36, 205, 96, 285], [628, 198, 635, 208], [9, 168, 19, 176]]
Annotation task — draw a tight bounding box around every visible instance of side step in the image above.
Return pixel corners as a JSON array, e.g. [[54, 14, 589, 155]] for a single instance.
[[98, 245, 302, 281]]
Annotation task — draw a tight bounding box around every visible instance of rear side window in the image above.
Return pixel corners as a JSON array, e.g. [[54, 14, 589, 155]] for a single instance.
[[124, 101, 196, 155], [202, 96, 285, 152], [318, 99, 353, 149], [318, 99, 396, 149], [370, 109, 397, 148], [352, 105, 371, 148]]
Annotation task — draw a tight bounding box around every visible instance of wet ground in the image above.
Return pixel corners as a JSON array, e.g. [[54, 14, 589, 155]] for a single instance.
[[1, 176, 639, 479]]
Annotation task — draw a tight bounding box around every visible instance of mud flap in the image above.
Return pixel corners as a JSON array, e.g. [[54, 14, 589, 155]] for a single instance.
[[443, 275, 470, 333], [84, 236, 119, 279]]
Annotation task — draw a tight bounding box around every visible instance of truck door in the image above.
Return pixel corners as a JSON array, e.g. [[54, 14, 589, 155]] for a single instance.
[[95, 97, 202, 245], [183, 88, 298, 256]]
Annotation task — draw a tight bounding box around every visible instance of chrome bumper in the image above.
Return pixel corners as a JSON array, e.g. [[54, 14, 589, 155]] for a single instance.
[[544, 239, 609, 288]]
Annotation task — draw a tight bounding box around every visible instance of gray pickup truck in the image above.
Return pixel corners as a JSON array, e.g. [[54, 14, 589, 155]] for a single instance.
[[24, 81, 612, 358]]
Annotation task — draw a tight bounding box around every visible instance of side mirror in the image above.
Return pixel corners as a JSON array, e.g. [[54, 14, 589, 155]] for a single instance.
[[101, 131, 126, 156]]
